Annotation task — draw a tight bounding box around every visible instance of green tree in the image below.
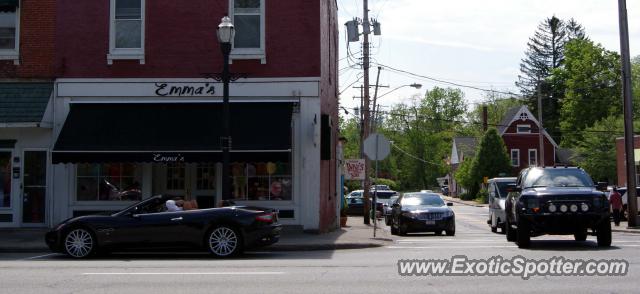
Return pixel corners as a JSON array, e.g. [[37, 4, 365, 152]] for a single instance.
[[468, 128, 512, 197], [556, 39, 621, 146], [454, 157, 477, 199], [516, 16, 586, 143]]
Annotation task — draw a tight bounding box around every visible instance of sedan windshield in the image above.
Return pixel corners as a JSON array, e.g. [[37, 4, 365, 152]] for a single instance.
[[523, 168, 594, 188], [401, 194, 445, 206]]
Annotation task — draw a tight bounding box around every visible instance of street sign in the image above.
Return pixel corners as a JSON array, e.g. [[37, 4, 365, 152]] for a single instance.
[[343, 159, 365, 180], [363, 133, 390, 161]]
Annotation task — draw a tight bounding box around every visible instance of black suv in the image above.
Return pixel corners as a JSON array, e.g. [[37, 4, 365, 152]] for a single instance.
[[505, 167, 611, 248]]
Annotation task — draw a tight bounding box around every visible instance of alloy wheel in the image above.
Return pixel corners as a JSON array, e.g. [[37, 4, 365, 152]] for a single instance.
[[64, 228, 94, 258], [208, 226, 239, 257]]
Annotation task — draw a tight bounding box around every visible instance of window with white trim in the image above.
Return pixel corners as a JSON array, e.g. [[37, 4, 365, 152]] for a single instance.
[[230, 0, 265, 63], [0, 2, 19, 64], [528, 149, 537, 166], [511, 149, 520, 167], [108, 0, 145, 64], [517, 124, 531, 133]]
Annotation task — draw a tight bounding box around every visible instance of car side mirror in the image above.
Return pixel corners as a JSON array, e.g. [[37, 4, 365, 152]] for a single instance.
[[392, 203, 400, 208], [506, 183, 520, 193], [596, 182, 608, 192], [447, 202, 453, 206]]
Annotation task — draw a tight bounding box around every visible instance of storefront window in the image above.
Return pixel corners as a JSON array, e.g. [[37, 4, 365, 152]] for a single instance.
[[76, 163, 142, 201], [196, 163, 216, 190], [166, 163, 185, 190], [231, 161, 291, 201], [0, 152, 11, 208]]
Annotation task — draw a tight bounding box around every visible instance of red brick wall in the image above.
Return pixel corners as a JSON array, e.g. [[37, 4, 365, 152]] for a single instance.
[[0, 0, 56, 79], [317, 0, 338, 232], [616, 136, 640, 187], [55, 0, 321, 78], [502, 134, 555, 175]]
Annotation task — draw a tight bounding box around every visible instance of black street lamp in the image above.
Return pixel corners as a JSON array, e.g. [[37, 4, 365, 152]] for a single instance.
[[217, 16, 235, 204]]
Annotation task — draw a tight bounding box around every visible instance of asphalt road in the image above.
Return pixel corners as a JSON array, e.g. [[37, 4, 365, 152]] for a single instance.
[[1, 205, 638, 294]]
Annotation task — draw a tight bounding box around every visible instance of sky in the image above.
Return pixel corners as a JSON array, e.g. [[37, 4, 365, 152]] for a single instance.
[[338, 0, 640, 116]]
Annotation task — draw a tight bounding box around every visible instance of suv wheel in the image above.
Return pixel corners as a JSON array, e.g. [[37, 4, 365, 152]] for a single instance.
[[390, 222, 398, 235], [516, 219, 531, 248], [505, 219, 516, 242], [574, 229, 587, 242], [490, 213, 498, 233], [597, 220, 612, 247]]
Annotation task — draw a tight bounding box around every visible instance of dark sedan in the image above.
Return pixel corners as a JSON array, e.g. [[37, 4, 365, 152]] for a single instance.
[[345, 197, 383, 216], [46, 195, 281, 258], [390, 192, 455, 236]]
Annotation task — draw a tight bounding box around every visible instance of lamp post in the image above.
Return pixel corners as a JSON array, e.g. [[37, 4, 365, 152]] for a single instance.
[[217, 16, 235, 204]]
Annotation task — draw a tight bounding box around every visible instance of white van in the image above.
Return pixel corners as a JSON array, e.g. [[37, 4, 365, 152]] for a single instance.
[[487, 177, 517, 233]]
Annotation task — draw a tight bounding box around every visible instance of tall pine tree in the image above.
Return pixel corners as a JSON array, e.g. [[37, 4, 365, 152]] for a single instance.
[[516, 16, 586, 143]]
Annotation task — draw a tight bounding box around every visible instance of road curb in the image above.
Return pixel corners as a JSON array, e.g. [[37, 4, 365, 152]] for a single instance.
[[442, 197, 487, 208], [612, 228, 640, 234]]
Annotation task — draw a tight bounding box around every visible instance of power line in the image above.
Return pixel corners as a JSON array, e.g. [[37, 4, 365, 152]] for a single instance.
[[390, 142, 442, 166]]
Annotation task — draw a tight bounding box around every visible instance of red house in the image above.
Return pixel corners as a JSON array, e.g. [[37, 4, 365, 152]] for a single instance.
[[449, 105, 558, 196], [497, 105, 558, 173]]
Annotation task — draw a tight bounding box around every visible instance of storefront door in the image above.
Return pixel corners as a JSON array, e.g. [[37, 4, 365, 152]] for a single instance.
[[22, 151, 47, 225], [163, 163, 217, 209], [0, 151, 13, 226]]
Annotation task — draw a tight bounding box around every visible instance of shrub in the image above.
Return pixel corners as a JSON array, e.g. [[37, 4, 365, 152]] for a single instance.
[[476, 188, 489, 204]]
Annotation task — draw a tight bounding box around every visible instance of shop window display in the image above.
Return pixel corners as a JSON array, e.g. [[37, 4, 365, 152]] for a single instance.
[[76, 163, 142, 201], [231, 161, 291, 201]]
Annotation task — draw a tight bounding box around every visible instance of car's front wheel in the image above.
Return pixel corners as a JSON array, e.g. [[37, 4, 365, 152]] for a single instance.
[[597, 220, 612, 247], [516, 219, 531, 248], [505, 218, 516, 242], [63, 228, 97, 259], [207, 225, 242, 257]]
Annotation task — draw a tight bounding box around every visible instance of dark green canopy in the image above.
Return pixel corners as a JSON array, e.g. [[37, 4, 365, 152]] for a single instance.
[[0, 0, 18, 12]]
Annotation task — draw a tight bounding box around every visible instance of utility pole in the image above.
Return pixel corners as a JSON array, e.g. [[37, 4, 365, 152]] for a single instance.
[[537, 82, 545, 167], [371, 66, 382, 133], [482, 104, 488, 132], [618, 0, 638, 227], [362, 0, 371, 224]]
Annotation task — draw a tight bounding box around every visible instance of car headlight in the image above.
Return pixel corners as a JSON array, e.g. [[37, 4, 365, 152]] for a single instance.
[[548, 203, 557, 213], [560, 204, 568, 213], [570, 204, 578, 212], [581, 203, 589, 212], [443, 210, 454, 217]]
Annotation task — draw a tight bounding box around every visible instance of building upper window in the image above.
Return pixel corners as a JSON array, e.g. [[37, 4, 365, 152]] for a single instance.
[[528, 149, 537, 166], [230, 0, 265, 63], [0, 2, 19, 64], [511, 149, 520, 167], [517, 124, 531, 133], [108, 0, 145, 64]]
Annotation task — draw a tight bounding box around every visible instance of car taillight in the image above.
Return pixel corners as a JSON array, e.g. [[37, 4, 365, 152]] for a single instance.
[[256, 213, 274, 223]]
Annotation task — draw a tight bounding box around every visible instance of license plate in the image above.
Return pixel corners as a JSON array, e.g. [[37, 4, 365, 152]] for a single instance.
[[425, 220, 435, 225]]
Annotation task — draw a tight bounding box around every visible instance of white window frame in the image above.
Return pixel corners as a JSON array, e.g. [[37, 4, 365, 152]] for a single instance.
[[511, 149, 520, 167], [107, 0, 145, 65], [229, 0, 266, 64], [517, 124, 531, 134], [528, 149, 538, 166], [0, 3, 20, 65]]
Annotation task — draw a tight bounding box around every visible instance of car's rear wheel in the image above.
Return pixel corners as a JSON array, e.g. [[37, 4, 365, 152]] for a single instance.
[[207, 225, 242, 257], [385, 216, 391, 226], [516, 219, 531, 248], [434, 230, 442, 236], [63, 228, 97, 259], [505, 219, 516, 242], [597, 220, 612, 247], [490, 213, 498, 233]]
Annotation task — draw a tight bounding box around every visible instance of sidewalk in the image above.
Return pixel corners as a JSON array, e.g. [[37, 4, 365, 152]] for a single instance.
[[0, 217, 393, 253], [441, 195, 488, 208]]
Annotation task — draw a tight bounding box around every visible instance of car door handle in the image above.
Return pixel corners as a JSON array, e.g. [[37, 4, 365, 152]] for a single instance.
[[171, 217, 183, 221]]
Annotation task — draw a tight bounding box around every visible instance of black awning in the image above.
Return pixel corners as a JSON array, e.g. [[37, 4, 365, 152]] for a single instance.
[[52, 103, 293, 163], [0, 0, 18, 12]]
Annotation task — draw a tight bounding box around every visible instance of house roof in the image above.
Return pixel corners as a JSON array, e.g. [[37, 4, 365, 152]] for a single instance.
[[497, 105, 559, 148], [497, 106, 521, 134], [454, 137, 478, 159], [0, 83, 53, 124]]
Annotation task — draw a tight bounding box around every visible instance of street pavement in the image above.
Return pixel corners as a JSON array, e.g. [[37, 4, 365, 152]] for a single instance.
[[1, 204, 639, 294]]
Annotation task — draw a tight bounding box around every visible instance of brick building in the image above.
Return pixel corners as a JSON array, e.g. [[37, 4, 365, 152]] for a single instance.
[[1, 0, 340, 232]]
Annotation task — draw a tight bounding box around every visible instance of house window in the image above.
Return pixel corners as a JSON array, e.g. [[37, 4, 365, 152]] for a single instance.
[[230, 0, 265, 63], [0, 2, 19, 64], [528, 149, 537, 166], [517, 124, 531, 133], [511, 149, 520, 167], [108, 0, 145, 64], [76, 163, 142, 201]]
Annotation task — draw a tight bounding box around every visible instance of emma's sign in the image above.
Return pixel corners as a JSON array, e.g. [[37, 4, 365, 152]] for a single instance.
[[153, 153, 186, 162], [155, 83, 216, 97]]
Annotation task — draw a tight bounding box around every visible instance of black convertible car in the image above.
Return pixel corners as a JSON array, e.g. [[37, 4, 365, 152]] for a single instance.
[[45, 195, 281, 258]]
